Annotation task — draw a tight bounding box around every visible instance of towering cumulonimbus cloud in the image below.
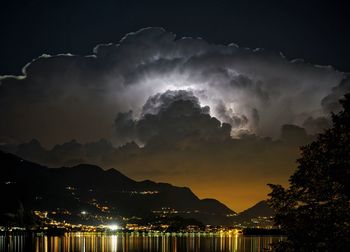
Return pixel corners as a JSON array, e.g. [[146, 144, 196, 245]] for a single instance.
[[0, 27, 347, 146]]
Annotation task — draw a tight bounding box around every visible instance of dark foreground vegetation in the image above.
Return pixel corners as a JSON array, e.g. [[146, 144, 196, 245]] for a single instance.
[[268, 94, 350, 251]]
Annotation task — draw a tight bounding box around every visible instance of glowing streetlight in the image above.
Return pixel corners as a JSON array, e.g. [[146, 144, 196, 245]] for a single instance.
[[108, 224, 120, 231]]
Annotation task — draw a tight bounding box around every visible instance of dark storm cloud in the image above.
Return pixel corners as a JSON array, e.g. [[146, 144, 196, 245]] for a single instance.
[[302, 116, 331, 135], [114, 111, 137, 146], [321, 76, 350, 113], [115, 90, 230, 146], [141, 90, 207, 116], [0, 27, 347, 146], [280, 124, 310, 143]]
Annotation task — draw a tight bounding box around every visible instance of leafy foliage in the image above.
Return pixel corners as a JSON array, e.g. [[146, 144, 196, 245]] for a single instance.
[[268, 94, 350, 251]]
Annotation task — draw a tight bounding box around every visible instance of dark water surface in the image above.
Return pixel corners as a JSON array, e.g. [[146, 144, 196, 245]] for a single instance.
[[0, 232, 285, 252]]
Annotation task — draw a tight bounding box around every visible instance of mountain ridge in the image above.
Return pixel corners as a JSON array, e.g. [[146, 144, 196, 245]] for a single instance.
[[0, 150, 235, 225], [236, 200, 274, 221]]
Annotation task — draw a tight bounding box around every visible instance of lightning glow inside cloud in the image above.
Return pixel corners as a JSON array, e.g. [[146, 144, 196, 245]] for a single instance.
[[1, 27, 350, 210], [0, 27, 348, 147]]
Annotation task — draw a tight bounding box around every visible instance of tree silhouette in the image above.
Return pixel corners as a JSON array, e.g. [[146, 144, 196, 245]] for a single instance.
[[268, 94, 350, 251]]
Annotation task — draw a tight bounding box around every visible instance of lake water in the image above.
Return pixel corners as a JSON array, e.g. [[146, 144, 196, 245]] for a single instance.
[[0, 232, 285, 252]]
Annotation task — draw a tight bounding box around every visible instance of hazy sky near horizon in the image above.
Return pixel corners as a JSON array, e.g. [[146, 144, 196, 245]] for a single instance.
[[1, 0, 349, 211]]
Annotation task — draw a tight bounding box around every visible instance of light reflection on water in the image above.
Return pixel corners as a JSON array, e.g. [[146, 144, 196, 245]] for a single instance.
[[0, 232, 285, 252]]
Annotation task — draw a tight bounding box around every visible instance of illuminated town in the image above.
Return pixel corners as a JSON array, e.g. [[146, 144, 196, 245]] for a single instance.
[[0, 206, 277, 235]]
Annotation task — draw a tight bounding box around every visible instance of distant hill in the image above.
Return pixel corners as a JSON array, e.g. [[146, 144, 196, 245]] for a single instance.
[[0, 150, 234, 226], [235, 200, 274, 221]]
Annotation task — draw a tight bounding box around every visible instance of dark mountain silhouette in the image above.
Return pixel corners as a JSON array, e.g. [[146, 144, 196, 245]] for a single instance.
[[0, 150, 234, 225], [235, 200, 273, 221]]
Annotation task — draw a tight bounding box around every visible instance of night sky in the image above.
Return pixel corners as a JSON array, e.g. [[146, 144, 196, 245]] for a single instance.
[[1, 0, 349, 211]]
